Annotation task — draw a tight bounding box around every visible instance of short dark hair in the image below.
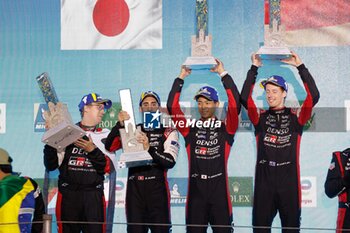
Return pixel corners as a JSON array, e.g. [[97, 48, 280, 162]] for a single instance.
[[0, 164, 12, 174]]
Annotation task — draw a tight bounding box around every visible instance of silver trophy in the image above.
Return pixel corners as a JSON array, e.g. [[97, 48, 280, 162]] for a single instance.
[[183, 0, 216, 70], [37, 73, 85, 151], [117, 89, 152, 169], [256, 0, 291, 60]]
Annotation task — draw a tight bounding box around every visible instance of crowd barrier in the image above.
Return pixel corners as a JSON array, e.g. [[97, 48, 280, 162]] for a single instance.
[[1, 215, 349, 233]]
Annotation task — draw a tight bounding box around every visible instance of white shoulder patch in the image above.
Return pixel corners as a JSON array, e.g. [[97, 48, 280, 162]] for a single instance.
[[164, 130, 180, 161]]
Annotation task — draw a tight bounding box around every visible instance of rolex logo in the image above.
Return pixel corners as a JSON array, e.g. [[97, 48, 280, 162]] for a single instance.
[[232, 182, 240, 193]]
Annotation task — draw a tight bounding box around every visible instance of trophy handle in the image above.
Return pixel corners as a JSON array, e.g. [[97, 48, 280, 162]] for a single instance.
[[119, 89, 136, 133]]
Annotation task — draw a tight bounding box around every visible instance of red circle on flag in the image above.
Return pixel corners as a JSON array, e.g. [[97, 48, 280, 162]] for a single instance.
[[93, 0, 130, 37]]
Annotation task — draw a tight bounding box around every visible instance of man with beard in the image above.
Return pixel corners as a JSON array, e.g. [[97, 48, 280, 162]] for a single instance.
[[105, 91, 179, 233]]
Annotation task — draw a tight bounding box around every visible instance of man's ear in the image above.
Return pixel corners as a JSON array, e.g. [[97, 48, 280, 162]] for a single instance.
[[283, 91, 287, 98], [139, 106, 142, 112], [82, 105, 91, 116], [215, 102, 220, 108]]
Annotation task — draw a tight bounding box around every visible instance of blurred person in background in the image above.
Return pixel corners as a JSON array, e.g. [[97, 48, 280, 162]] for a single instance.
[[325, 148, 350, 232], [0, 147, 45, 233]]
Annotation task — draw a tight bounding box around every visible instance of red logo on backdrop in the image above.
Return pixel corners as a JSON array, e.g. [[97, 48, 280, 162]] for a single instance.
[[93, 0, 130, 37]]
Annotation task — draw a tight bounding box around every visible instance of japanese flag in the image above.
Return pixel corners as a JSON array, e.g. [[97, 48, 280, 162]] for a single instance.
[[61, 0, 162, 50], [281, 0, 350, 46]]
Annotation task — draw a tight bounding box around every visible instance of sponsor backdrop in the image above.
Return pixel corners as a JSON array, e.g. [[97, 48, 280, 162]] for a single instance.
[[1, 0, 350, 232]]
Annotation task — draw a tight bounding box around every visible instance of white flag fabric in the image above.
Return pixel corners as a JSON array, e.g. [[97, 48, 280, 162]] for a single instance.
[[281, 0, 350, 47], [61, 0, 162, 50]]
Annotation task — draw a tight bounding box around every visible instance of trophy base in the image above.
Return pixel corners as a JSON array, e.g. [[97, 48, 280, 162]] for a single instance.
[[256, 46, 291, 60], [117, 151, 153, 169], [183, 56, 216, 70], [42, 122, 85, 151]]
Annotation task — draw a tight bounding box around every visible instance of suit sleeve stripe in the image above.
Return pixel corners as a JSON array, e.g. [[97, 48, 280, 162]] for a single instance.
[[167, 79, 190, 137]]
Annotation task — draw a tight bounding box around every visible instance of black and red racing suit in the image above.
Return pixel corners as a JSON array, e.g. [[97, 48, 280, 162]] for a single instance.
[[325, 149, 350, 233], [104, 123, 179, 233], [43, 123, 111, 233], [241, 64, 320, 233], [167, 74, 240, 233]]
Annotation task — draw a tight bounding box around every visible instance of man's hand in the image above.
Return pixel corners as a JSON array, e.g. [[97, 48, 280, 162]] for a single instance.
[[210, 58, 225, 74], [118, 110, 130, 127], [179, 65, 191, 80], [136, 131, 150, 151], [251, 53, 262, 67], [74, 135, 96, 153], [281, 51, 303, 67]]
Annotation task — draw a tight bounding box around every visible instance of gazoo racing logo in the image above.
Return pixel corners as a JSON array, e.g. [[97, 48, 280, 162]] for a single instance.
[[264, 133, 277, 143], [68, 156, 92, 167], [143, 111, 222, 129], [195, 146, 208, 155]]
